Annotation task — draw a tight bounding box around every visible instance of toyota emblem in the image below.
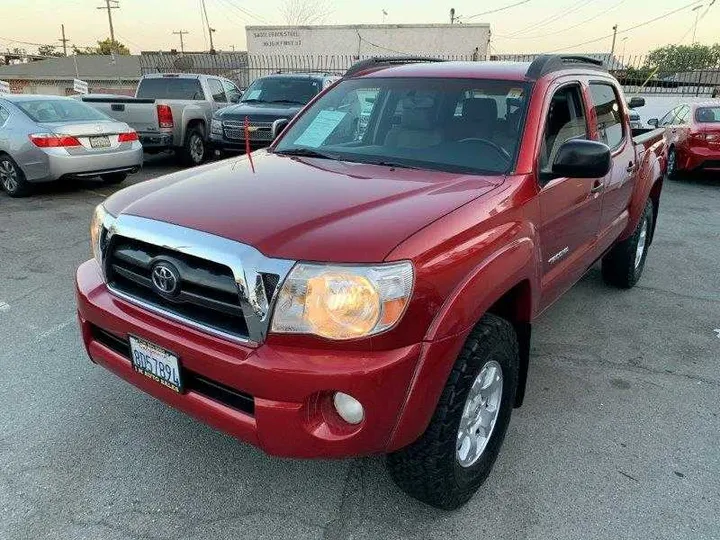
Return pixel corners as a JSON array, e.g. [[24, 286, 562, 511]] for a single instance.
[[151, 262, 179, 296]]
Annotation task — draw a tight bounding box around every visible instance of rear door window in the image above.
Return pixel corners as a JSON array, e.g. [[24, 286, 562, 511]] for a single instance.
[[589, 83, 624, 149], [136, 78, 204, 100], [695, 106, 720, 123], [208, 78, 227, 102]]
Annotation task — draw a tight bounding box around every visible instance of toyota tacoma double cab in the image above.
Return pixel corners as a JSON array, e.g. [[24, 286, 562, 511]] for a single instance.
[[76, 55, 666, 509]]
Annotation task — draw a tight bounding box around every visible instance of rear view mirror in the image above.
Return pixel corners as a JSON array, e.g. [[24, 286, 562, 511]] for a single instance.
[[628, 97, 645, 109], [271, 118, 289, 140], [552, 139, 611, 178], [647, 118, 659, 128]]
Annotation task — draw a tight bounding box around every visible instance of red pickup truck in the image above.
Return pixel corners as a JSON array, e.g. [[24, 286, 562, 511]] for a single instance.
[[76, 55, 665, 509]]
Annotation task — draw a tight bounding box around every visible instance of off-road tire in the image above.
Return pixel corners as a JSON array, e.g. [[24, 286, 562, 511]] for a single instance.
[[387, 313, 519, 510], [601, 199, 654, 289], [0, 154, 32, 197], [100, 172, 128, 185], [179, 126, 206, 167]]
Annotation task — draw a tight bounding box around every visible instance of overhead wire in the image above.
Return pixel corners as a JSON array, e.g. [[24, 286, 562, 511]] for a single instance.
[[503, 0, 591, 38], [464, 0, 532, 21]]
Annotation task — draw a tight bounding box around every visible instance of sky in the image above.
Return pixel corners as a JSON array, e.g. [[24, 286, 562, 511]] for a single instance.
[[2, 0, 719, 57]]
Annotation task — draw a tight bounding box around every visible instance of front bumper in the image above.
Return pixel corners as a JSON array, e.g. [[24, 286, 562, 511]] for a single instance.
[[26, 143, 144, 183], [76, 260, 437, 458], [209, 133, 271, 153]]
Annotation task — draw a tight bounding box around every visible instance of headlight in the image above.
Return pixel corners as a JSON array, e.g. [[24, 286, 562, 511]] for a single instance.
[[271, 262, 414, 340], [211, 118, 223, 135], [90, 204, 114, 265]]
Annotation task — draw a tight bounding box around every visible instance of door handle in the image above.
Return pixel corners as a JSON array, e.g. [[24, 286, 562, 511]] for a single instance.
[[590, 181, 604, 194]]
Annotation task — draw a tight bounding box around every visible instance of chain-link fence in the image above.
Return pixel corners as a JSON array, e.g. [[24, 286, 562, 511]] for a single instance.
[[138, 52, 720, 97]]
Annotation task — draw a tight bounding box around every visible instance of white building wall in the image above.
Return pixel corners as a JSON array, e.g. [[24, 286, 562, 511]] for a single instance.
[[246, 24, 490, 58]]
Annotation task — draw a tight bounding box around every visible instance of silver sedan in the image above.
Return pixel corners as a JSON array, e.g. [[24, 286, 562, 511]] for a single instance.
[[0, 94, 143, 197]]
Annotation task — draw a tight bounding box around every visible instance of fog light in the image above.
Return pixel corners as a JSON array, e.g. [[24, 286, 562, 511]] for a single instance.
[[333, 392, 364, 425]]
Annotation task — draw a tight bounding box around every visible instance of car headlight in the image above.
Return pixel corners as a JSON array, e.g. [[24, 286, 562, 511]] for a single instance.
[[90, 203, 115, 265], [271, 262, 414, 340], [211, 118, 223, 135]]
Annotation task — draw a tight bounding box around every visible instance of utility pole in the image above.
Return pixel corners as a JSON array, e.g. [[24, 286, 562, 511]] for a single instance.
[[691, 4, 703, 44], [610, 24, 618, 57], [450, 8, 456, 24], [59, 24, 69, 56], [97, 0, 119, 45], [172, 30, 189, 53], [200, 0, 215, 53]]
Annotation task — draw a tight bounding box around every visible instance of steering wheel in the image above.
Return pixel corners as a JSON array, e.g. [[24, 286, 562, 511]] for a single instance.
[[458, 138, 512, 162]]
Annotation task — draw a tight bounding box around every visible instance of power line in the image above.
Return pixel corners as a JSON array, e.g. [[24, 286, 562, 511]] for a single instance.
[[678, 0, 715, 43], [200, 0, 216, 52], [222, 0, 270, 24], [464, 0, 532, 21], [504, 0, 590, 38], [542, 0, 704, 53], [495, 0, 627, 40]]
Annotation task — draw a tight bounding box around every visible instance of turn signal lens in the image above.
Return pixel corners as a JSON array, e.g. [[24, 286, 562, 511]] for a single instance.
[[29, 133, 81, 147], [271, 262, 414, 340], [90, 204, 114, 265]]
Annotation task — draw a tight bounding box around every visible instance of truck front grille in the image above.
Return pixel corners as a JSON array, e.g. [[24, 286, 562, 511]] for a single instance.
[[223, 120, 274, 142], [106, 237, 250, 339]]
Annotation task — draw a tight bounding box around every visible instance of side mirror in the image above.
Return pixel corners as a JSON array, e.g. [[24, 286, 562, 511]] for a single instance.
[[628, 97, 645, 109], [552, 139, 611, 178], [271, 118, 289, 140], [647, 118, 659, 128], [230, 95, 240, 103]]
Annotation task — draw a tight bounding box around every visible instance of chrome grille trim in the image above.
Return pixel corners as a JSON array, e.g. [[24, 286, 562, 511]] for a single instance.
[[102, 215, 296, 345]]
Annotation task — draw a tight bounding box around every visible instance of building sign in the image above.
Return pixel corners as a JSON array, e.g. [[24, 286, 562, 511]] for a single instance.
[[73, 78, 89, 94], [250, 29, 302, 49], [0, 80, 10, 94]]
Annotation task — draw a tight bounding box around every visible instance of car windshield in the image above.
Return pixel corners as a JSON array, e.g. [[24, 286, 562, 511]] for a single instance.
[[136, 77, 204, 100], [695, 106, 720, 123], [15, 99, 110, 123], [242, 77, 321, 105], [274, 77, 530, 175]]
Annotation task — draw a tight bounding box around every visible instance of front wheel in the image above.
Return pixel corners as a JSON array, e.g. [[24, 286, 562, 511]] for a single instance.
[[601, 199, 654, 289], [0, 155, 31, 197], [387, 313, 519, 510]]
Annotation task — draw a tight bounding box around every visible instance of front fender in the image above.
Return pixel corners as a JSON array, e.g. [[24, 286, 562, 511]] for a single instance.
[[621, 136, 665, 241], [387, 229, 539, 451]]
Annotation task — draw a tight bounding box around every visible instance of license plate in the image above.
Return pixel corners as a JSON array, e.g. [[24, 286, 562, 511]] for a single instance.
[[89, 135, 111, 148], [129, 335, 183, 392]]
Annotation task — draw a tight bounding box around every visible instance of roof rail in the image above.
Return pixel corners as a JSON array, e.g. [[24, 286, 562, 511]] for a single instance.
[[526, 54, 606, 81], [344, 56, 446, 78]]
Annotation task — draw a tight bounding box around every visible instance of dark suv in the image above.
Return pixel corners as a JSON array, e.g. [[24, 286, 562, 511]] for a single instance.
[[210, 72, 339, 152]]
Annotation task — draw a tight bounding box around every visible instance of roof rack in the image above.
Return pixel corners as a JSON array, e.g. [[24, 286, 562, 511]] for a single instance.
[[344, 56, 446, 78], [526, 54, 605, 81]]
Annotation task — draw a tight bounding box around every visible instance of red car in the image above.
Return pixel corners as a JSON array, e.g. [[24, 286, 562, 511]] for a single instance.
[[651, 101, 720, 177], [76, 55, 666, 509]]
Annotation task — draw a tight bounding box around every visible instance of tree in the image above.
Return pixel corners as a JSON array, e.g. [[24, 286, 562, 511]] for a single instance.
[[38, 44, 64, 57], [281, 0, 332, 25], [644, 43, 720, 74], [72, 38, 130, 56]]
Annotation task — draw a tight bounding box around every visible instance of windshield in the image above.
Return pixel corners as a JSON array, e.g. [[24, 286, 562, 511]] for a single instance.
[[136, 77, 204, 100], [15, 99, 110, 123], [695, 106, 720, 123], [242, 77, 321, 105], [274, 77, 530, 175]]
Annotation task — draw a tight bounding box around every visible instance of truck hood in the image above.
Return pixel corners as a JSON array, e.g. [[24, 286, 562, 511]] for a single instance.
[[216, 101, 303, 122], [107, 151, 502, 263]]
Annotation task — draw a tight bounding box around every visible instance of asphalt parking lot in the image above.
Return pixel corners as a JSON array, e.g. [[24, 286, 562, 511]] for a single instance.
[[0, 155, 718, 540]]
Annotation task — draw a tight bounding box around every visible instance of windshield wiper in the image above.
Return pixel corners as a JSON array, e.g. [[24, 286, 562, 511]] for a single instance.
[[366, 160, 423, 170], [240, 98, 264, 103], [274, 148, 337, 159], [268, 99, 306, 105]]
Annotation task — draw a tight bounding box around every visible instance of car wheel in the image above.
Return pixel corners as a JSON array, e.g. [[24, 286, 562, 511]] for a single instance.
[[180, 127, 206, 166], [387, 313, 519, 510], [601, 199, 654, 289], [0, 155, 31, 197], [100, 172, 128, 185], [667, 148, 679, 179]]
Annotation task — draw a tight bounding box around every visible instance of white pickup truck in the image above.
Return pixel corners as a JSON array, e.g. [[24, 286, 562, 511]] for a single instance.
[[80, 73, 242, 166]]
